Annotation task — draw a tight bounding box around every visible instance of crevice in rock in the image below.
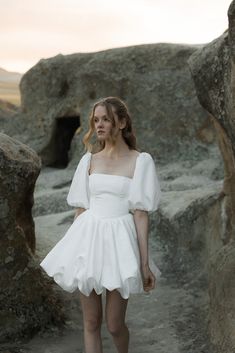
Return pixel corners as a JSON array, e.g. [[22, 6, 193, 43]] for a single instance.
[[40, 115, 80, 168]]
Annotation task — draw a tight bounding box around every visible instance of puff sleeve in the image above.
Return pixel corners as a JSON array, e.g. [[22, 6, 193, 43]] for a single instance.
[[66, 152, 91, 208], [128, 152, 161, 214]]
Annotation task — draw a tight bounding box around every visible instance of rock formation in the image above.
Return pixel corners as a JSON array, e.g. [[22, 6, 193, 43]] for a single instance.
[[1, 43, 219, 170], [0, 99, 25, 141], [0, 133, 65, 342], [0, 26, 228, 351], [188, 2, 235, 352]]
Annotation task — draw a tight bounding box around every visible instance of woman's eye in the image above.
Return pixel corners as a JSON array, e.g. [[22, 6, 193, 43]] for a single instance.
[[94, 117, 110, 123]]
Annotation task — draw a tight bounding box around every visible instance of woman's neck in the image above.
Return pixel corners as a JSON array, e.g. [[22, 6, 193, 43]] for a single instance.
[[101, 141, 130, 158]]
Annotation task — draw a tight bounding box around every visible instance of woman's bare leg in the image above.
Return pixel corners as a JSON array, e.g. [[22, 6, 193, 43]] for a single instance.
[[105, 289, 129, 353], [79, 290, 103, 353]]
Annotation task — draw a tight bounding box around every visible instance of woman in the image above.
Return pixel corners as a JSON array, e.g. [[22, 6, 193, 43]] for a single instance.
[[40, 96, 162, 353]]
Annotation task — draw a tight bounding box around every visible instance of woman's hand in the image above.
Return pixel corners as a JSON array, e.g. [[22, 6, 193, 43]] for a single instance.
[[74, 207, 86, 221], [141, 264, 156, 292]]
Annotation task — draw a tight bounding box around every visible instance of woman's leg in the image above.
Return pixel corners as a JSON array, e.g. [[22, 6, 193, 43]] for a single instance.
[[79, 289, 103, 353], [105, 289, 129, 353]]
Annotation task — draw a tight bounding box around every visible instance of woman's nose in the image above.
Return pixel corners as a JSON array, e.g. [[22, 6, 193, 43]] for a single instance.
[[97, 121, 104, 128]]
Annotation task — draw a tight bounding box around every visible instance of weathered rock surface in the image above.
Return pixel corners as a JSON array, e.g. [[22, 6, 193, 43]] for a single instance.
[[0, 133, 65, 343], [188, 1, 235, 351], [1, 43, 220, 169], [0, 99, 20, 136]]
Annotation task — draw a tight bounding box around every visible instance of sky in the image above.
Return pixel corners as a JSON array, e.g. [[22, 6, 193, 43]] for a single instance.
[[0, 0, 231, 73]]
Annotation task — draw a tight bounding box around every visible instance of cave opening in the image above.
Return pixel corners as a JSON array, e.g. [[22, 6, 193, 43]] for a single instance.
[[42, 115, 81, 168], [53, 115, 80, 168]]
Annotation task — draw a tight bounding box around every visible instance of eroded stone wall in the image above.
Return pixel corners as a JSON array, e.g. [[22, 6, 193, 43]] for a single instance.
[[0, 133, 65, 342], [188, 2, 235, 351]]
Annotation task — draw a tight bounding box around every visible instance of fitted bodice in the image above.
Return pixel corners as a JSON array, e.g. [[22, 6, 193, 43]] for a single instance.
[[66, 151, 161, 215], [89, 173, 132, 218]]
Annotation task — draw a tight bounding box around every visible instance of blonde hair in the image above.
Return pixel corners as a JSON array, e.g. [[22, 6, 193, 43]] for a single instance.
[[83, 96, 138, 153]]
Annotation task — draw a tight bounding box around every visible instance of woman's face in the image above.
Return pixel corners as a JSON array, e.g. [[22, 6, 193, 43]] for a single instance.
[[93, 104, 121, 141]]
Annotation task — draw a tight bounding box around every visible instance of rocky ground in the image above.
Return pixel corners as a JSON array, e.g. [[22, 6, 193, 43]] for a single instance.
[[0, 150, 222, 353]]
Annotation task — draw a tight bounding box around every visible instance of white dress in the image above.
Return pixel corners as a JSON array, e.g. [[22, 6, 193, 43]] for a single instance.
[[40, 151, 162, 299]]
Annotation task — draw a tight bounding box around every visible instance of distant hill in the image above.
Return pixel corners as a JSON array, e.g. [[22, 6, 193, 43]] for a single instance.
[[0, 67, 22, 105], [0, 67, 22, 82]]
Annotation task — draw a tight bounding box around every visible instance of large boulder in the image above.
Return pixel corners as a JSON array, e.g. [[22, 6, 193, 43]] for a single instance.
[[0, 99, 20, 137], [188, 1, 235, 351], [2, 43, 219, 169], [0, 133, 65, 342]]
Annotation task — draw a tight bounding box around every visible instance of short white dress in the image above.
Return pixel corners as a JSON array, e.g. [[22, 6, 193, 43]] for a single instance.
[[40, 151, 162, 299]]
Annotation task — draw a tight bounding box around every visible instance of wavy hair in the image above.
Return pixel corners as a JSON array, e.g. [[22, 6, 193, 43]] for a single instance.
[[83, 96, 139, 153]]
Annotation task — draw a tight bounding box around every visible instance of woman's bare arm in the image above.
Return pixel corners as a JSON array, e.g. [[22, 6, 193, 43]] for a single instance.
[[133, 209, 156, 291], [133, 209, 149, 267]]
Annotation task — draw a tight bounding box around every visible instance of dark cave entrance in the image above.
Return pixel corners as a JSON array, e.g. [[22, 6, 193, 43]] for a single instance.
[[53, 115, 81, 168], [42, 115, 81, 168]]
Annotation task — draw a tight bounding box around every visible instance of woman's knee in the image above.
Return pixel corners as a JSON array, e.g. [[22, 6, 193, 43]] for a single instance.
[[84, 315, 103, 333], [107, 319, 126, 336]]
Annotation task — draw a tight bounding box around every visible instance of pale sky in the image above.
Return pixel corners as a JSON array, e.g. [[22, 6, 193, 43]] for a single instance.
[[0, 0, 231, 73]]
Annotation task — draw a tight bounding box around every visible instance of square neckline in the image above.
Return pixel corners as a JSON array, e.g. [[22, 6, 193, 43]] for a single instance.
[[87, 151, 142, 180]]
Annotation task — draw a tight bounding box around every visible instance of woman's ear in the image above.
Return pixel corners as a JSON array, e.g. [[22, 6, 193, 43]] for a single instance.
[[119, 118, 127, 130]]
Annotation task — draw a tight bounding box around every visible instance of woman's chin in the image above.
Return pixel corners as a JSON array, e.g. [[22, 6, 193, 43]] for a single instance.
[[97, 134, 107, 140]]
